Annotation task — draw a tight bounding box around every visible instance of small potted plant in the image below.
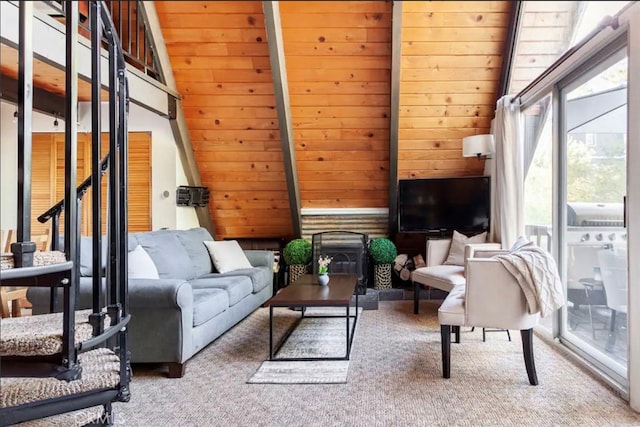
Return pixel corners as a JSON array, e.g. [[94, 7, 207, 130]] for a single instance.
[[317, 255, 332, 286], [368, 237, 398, 289], [283, 238, 312, 283]]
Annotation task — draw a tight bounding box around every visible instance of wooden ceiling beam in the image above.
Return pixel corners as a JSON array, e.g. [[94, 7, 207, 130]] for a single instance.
[[140, 1, 216, 236], [263, 0, 302, 238], [498, 1, 525, 98], [388, 0, 403, 235]]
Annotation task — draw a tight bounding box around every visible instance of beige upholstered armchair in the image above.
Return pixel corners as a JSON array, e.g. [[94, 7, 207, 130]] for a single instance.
[[410, 235, 501, 314], [438, 251, 541, 385]]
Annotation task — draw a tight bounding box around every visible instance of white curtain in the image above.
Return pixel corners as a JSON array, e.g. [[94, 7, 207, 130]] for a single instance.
[[489, 95, 524, 248]]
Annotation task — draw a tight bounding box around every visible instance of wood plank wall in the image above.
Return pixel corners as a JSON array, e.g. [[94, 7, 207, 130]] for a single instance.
[[398, 1, 510, 179], [279, 1, 392, 209], [155, 1, 512, 239], [156, 1, 293, 239]]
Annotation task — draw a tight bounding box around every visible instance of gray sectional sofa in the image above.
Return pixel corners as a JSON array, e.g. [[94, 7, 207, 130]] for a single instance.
[[27, 227, 273, 378]]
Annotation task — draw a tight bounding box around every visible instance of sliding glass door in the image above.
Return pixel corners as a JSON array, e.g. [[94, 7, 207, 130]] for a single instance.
[[558, 43, 628, 382]]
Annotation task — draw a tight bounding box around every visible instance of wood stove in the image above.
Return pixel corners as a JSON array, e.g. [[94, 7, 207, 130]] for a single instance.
[[311, 231, 369, 295]]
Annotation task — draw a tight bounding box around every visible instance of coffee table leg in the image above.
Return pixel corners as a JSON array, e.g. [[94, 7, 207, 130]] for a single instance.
[[346, 293, 359, 359], [269, 305, 274, 360], [345, 304, 350, 358]]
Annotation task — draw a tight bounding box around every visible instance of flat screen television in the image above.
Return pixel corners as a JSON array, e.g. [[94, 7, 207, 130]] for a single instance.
[[398, 176, 490, 234]]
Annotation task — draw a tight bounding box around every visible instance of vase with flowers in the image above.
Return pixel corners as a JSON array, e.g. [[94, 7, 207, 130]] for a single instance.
[[317, 255, 332, 286]]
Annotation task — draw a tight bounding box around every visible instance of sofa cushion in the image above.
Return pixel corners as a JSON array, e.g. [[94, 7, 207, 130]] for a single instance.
[[128, 245, 160, 279], [176, 227, 215, 277], [444, 230, 487, 266], [135, 231, 196, 280], [203, 240, 252, 273], [192, 288, 229, 327], [188, 276, 253, 306], [411, 265, 465, 293], [200, 266, 271, 293]]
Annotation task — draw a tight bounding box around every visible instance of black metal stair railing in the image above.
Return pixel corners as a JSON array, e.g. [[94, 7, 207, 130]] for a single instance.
[[37, 153, 110, 253], [0, 1, 132, 425]]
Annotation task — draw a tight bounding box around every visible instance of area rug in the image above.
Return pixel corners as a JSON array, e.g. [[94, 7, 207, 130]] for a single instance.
[[247, 307, 361, 384]]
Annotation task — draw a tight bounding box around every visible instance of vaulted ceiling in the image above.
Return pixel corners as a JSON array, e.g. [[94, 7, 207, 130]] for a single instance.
[[1, 1, 583, 240], [155, 0, 510, 239]]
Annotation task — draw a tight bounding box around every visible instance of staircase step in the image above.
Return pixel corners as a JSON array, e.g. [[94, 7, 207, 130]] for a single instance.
[[1, 251, 67, 270], [1, 310, 111, 358], [1, 348, 120, 409], [16, 406, 105, 427]]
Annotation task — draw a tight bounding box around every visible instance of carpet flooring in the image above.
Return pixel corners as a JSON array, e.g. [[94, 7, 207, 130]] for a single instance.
[[110, 300, 640, 427]]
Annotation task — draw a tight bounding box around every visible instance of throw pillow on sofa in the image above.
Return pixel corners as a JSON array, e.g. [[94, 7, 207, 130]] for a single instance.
[[203, 240, 252, 273], [128, 244, 160, 279], [443, 230, 488, 266]]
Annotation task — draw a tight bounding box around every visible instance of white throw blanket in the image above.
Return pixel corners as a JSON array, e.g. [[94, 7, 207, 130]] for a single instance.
[[495, 239, 565, 318]]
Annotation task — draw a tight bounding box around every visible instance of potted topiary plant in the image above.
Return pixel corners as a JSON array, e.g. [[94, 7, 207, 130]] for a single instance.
[[368, 237, 398, 290], [283, 238, 312, 283]]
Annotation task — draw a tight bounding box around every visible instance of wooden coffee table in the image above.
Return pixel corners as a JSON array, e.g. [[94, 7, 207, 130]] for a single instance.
[[267, 274, 359, 361]]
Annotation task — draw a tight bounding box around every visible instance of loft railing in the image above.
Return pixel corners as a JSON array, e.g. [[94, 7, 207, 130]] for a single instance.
[[45, 0, 162, 81], [104, 0, 160, 80]]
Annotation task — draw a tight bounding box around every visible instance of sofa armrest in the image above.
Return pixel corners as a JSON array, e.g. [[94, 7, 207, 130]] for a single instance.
[[244, 250, 274, 269], [426, 239, 452, 266], [129, 278, 193, 310], [127, 278, 194, 364]]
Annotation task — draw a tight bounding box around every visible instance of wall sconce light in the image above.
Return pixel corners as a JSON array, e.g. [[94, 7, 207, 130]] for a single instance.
[[462, 134, 495, 159], [53, 114, 60, 131]]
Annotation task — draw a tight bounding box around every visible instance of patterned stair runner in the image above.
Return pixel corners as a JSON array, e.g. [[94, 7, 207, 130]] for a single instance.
[[1, 310, 111, 357], [1, 348, 120, 409], [17, 406, 106, 427], [1, 251, 67, 270]]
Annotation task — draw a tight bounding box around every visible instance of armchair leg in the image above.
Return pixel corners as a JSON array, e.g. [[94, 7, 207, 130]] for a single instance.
[[441, 325, 451, 379], [454, 325, 460, 343], [413, 281, 420, 314], [521, 329, 538, 386]]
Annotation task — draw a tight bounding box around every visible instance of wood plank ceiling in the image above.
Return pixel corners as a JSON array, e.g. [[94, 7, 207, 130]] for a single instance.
[[155, 0, 512, 240], [0, 43, 101, 104]]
